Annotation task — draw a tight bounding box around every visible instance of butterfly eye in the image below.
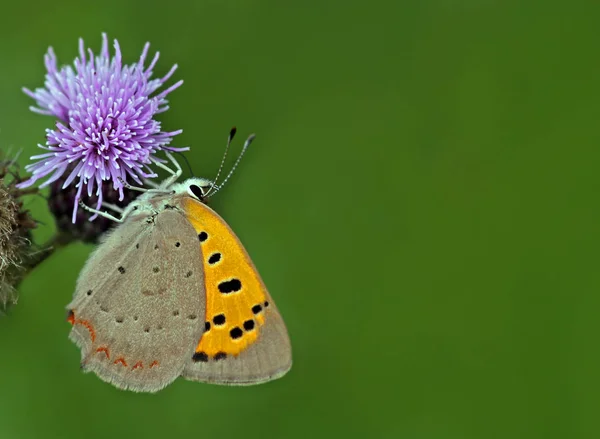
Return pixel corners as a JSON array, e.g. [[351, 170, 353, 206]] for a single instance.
[[188, 184, 205, 200]]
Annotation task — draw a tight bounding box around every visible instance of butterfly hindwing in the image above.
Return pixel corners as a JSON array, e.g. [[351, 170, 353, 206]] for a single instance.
[[180, 198, 292, 385], [67, 209, 206, 392]]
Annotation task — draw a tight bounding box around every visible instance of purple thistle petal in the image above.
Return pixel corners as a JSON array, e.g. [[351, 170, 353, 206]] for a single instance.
[[18, 33, 186, 223]]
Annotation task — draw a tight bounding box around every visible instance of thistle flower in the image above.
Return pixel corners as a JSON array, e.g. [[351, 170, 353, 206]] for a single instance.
[[17, 33, 186, 223], [0, 156, 37, 309]]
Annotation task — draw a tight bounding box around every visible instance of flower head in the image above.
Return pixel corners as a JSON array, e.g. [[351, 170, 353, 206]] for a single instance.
[[18, 33, 186, 222]]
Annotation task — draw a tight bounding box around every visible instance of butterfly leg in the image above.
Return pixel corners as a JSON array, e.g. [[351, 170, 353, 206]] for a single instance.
[[79, 201, 124, 223], [153, 152, 183, 188], [142, 178, 160, 189], [117, 177, 173, 195], [101, 202, 124, 214]]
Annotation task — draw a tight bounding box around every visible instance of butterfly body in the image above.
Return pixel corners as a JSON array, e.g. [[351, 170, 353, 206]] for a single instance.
[[67, 172, 292, 392]]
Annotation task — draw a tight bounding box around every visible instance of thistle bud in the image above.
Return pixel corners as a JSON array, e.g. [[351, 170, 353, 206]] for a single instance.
[[0, 156, 38, 310], [47, 165, 137, 243]]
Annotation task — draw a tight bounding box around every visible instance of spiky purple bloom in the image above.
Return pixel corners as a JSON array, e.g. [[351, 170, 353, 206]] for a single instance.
[[18, 33, 185, 222]]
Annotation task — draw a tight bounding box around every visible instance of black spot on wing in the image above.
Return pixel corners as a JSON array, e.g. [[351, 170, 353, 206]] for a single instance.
[[208, 252, 221, 264], [230, 327, 243, 339], [218, 279, 242, 294], [192, 352, 209, 362]]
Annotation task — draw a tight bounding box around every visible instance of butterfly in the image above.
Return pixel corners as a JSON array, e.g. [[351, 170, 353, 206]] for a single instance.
[[66, 130, 292, 392]]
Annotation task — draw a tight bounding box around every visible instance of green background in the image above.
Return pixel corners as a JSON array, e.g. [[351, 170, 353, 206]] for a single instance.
[[0, 0, 599, 438]]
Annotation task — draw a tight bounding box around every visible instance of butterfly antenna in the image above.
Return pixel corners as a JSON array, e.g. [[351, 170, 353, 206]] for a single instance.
[[208, 133, 255, 197], [205, 127, 236, 196]]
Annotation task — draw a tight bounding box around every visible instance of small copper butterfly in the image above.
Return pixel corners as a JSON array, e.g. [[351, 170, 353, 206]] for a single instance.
[[66, 129, 292, 392]]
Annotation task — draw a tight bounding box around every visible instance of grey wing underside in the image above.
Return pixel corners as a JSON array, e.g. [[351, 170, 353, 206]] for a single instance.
[[181, 299, 292, 386], [66, 210, 205, 393]]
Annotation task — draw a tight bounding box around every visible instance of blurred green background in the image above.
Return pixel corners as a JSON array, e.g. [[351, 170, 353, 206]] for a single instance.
[[0, 0, 599, 438]]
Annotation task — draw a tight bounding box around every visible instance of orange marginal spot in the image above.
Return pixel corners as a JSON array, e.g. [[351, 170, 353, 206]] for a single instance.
[[113, 357, 128, 367], [96, 346, 110, 359], [67, 310, 96, 342], [182, 198, 270, 358], [76, 319, 96, 343], [149, 360, 159, 368], [132, 361, 143, 371]]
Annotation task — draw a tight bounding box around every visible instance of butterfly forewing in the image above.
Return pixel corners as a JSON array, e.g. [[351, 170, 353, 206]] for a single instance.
[[180, 198, 292, 385], [67, 209, 206, 392]]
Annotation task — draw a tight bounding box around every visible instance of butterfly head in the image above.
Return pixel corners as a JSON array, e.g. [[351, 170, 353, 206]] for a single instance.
[[171, 178, 216, 203]]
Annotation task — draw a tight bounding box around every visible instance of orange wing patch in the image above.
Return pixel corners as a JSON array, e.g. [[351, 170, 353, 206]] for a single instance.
[[183, 198, 268, 359], [67, 310, 159, 371]]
